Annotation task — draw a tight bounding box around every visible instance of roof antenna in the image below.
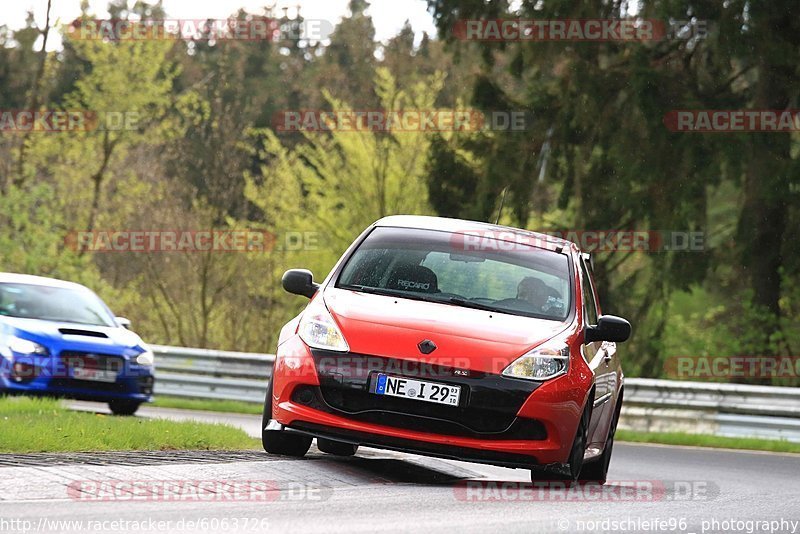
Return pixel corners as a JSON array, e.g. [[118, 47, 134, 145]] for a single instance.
[[494, 186, 509, 225]]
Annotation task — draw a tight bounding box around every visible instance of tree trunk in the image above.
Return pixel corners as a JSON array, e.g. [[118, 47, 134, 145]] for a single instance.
[[736, 55, 791, 355], [14, 0, 52, 189]]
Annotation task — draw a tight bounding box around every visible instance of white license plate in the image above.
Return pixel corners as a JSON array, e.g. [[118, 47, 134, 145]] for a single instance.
[[372, 374, 460, 406], [72, 367, 118, 383]]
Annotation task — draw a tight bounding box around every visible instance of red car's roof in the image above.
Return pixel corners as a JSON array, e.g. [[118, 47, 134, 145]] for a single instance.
[[373, 215, 574, 252]]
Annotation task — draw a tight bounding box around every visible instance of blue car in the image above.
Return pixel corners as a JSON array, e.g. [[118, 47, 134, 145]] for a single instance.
[[0, 273, 154, 415]]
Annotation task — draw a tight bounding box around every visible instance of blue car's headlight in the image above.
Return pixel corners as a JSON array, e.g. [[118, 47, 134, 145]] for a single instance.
[[2, 335, 49, 356], [135, 349, 154, 366]]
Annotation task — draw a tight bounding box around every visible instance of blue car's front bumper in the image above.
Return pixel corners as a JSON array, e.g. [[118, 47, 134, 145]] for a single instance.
[[0, 365, 154, 403], [0, 341, 154, 403]]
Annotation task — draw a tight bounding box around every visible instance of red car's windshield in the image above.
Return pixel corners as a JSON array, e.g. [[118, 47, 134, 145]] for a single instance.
[[337, 227, 572, 321]]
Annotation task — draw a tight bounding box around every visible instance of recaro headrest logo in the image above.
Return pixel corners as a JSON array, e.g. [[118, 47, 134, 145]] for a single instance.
[[398, 280, 430, 291]]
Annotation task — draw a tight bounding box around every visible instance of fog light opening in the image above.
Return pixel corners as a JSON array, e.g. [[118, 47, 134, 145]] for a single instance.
[[12, 362, 39, 383]]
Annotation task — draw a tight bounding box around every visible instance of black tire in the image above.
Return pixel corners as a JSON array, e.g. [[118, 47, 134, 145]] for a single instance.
[[317, 438, 358, 456], [261, 379, 312, 457], [580, 397, 622, 484], [531, 404, 590, 482], [108, 399, 141, 416]]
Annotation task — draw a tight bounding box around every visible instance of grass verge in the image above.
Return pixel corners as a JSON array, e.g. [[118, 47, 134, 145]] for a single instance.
[[152, 396, 263, 415], [617, 429, 800, 454], [0, 396, 259, 453]]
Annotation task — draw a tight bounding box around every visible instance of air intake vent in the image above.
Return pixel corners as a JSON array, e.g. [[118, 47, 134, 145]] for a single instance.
[[58, 328, 108, 338]]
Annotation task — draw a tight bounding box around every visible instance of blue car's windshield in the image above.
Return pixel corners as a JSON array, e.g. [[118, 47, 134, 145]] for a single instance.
[[0, 283, 116, 327]]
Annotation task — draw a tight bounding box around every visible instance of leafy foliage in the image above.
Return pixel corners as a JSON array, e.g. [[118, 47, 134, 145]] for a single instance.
[[0, 1, 797, 385]]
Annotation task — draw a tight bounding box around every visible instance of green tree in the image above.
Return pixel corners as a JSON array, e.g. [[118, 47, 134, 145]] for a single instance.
[[28, 26, 177, 235], [316, 0, 379, 108], [244, 68, 443, 344], [426, 0, 789, 376]]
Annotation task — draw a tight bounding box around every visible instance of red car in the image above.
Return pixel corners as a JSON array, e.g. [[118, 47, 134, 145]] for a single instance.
[[262, 216, 631, 482]]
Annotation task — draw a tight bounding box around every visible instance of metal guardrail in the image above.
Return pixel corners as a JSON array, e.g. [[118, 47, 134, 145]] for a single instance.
[[619, 378, 800, 443], [152, 345, 273, 403], [152, 345, 800, 442]]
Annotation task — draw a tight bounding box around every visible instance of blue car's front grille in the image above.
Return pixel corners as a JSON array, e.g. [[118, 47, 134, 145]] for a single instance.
[[59, 351, 125, 372]]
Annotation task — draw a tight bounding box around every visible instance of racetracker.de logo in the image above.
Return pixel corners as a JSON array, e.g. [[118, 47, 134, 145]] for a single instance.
[[664, 356, 800, 379], [453, 19, 708, 41], [449, 230, 706, 253], [453, 480, 718, 502], [664, 110, 800, 132], [66, 18, 334, 41], [66, 480, 333, 502], [64, 230, 275, 253], [272, 110, 528, 132], [0, 110, 139, 132], [0, 354, 142, 381]]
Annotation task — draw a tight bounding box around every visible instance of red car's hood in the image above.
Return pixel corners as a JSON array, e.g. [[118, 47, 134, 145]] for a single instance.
[[323, 288, 568, 374]]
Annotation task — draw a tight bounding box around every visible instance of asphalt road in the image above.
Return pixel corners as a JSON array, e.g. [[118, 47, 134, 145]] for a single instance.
[[0, 401, 797, 534]]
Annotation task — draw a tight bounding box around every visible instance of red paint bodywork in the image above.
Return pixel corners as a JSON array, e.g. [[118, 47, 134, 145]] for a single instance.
[[270, 216, 623, 467]]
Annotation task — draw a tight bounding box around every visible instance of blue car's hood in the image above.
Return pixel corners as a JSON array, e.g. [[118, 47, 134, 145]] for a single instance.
[[0, 316, 146, 351]]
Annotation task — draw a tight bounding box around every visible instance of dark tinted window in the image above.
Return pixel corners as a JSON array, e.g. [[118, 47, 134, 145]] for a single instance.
[[581, 262, 598, 326], [338, 227, 572, 321], [0, 283, 116, 327]]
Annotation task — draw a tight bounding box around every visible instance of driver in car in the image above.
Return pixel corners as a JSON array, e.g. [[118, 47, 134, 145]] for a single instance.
[[516, 276, 550, 313]]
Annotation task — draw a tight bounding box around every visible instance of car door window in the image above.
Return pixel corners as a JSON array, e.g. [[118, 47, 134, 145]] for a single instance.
[[581, 261, 598, 326]]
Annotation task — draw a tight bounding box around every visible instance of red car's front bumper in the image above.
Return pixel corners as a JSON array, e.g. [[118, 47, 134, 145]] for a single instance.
[[270, 335, 591, 467]]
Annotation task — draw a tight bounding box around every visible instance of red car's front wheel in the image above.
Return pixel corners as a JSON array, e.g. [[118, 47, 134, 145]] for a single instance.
[[580, 396, 622, 484], [531, 404, 590, 482], [261, 379, 312, 457]]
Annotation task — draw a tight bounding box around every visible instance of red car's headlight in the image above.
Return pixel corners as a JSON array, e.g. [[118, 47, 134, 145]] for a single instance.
[[298, 299, 349, 352], [502, 341, 569, 381]]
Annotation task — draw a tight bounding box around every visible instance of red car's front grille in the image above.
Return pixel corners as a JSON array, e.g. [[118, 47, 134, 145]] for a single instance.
[[302, 350, 547, 440], [292, 384, 546, 440]]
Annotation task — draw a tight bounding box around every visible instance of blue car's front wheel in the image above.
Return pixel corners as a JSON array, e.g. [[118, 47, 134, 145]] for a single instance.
[[108, 399, 141, 416]]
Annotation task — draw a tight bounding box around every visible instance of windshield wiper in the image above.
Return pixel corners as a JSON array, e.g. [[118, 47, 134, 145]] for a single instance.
[[339, 284, 405, 298], [342, 285, 465, 307], [342, 286, 511, 314], [440, 297, 503, 313]]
